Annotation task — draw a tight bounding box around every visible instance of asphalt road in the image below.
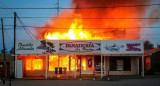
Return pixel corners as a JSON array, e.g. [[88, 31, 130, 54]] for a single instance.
[[1, 78, 160, 86]]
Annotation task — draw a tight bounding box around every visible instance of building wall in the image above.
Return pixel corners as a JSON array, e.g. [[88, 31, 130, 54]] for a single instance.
[[151, 51, 160, 73], [0, 54, 14, 77], [105, 56, 138, 75], [0, 54, 14, 74]]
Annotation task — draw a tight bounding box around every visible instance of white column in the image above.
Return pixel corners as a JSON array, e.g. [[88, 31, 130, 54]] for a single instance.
[[101, 55, 103, 78], [104, 56, 106, 76], [58, 54, 59, 76], [45, 55, 48, 79], [74, 54, 76, 78], [141, 55, 144, 77], [80, 56, 82, 80], [107, 57, 110, 76], [92, 56, 95, 80], [137, 57, 139, 75]]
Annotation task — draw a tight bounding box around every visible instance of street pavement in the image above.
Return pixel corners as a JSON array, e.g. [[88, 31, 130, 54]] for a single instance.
[[1, 76, 160, 86]]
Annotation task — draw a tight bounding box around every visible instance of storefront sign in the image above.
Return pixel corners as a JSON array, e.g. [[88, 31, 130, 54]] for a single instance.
[[16, 40, 144, 54], [101, 40, 144, 54], [59, 41, 101, 53], [16, 40, 59, 54]]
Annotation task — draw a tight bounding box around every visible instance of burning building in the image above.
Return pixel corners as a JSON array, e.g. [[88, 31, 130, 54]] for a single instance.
[[14, 0, 148, 79], [15, 40, 144, 79]]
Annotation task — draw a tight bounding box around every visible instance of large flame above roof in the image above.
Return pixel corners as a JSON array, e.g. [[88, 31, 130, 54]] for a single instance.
[[44, 15, 102, 40], [35, 0, 155, 40]]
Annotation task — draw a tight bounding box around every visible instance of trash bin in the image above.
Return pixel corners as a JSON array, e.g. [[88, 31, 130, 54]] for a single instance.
[[63, 67, 67, 74], [55, 67, 58, 74], [59, 67, 62, 74]]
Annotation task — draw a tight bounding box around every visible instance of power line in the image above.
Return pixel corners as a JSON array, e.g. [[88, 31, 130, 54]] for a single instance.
[[2, 27, 160, 36], [2, 16, 160, 20], [0, 1, 14, 14], [2, 25, 160, 29], [0, 3, 160, 10], [16, 15, 35, 40], [4, 30, 13, 44]]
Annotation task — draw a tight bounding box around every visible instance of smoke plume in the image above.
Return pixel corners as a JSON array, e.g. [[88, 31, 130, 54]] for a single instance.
[[36, 0, 160, 40]]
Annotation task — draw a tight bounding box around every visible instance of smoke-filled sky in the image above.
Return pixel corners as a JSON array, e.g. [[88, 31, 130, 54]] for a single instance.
[[0, 0, 160, 52]]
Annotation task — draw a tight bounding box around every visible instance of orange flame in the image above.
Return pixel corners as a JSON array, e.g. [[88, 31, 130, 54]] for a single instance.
[[44, 16, 101, 40], [59, 56, 69, 71], [26, 58, 43, 70], [26, 59, 32, 70], [70, 56, 77, 71], [32, 59, 43, 70], [82, 58, 86, 71], [49, 56, 58, 71], [48, 56, 79, 71]]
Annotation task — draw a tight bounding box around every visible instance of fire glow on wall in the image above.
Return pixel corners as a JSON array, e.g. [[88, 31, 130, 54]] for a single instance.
[[48, 56, 79, 71], [24, 56, 86, 72]]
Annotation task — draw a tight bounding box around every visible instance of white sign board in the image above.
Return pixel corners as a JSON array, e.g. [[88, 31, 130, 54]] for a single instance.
[[16, 40, 59, 54], [16, 40, 144, 54], [59, 40, 101, 53], [101, 40, 144, 54]]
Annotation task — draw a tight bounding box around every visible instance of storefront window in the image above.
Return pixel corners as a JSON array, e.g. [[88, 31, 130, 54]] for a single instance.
[[116, 60, 123, 71], [26, 59, 32, 70], [49, 56, 58, 71], [70, 56, 77, 71], [49, 56, 78, 71], [82, 57, 86, 71], [25, 58, 43, 70], [32, 59, 43, 70], [110, 57, 131, 71]]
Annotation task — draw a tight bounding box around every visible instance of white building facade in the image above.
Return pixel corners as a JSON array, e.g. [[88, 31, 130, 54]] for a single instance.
[[15, 40, 144, 79]]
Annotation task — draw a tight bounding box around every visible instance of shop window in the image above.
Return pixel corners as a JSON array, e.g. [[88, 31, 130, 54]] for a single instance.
[[70, 56, 78, 71], [25, 59, 43, 70], [26, 59, 32, 70], [116, 60, 123, 71], [49, 56, 58, 71], [110, 57, 131, 71], [32, 59, 43, 70], [82, 57, 86, 71]]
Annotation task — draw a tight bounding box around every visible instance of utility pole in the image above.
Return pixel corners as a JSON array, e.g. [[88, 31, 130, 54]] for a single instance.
[[14, 12, 16, 54], [57, 0, 59, 16], [14, 12, 17, 78], [1, 18, 7, 79]]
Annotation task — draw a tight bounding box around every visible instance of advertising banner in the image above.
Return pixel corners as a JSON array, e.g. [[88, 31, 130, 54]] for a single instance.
[[101, 40, 144, 54], [16, 40, 59, 54], [16, 40, 144, 54], [59, 40, 101, 53]]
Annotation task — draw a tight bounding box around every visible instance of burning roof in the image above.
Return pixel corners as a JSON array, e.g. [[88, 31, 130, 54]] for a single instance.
[[35, 0, 158, 40]]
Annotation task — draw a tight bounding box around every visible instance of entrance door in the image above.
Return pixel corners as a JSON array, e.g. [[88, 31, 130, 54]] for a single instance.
[[48, 55, 78, 79], [81, 56, 94, 74]]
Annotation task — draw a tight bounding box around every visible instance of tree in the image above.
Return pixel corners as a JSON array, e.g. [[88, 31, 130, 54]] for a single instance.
[[9, 47, 14, 54], [1, 48, 8, 53], [157, 44, 160, 48], [144, 40, 154, 50]]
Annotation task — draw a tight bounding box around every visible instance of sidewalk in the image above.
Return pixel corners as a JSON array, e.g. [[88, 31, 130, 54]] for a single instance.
[[0, 75, 160, 86]]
